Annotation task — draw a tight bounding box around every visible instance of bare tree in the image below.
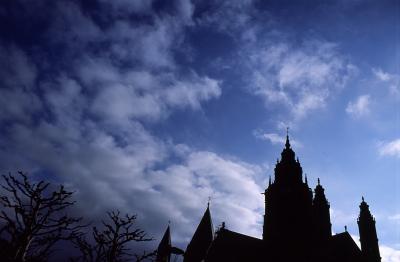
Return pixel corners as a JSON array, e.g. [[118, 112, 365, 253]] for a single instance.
[[0, 171, 82, 261], [72, 210, 155, 262]]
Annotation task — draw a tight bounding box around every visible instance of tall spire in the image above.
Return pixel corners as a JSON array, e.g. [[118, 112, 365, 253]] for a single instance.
[[285, 127, 291, 149], [184, 205, 214, 262], [156, 225, 171, 262]]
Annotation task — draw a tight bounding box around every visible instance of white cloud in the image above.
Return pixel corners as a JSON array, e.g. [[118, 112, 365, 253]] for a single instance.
[[248, 40, 356, 121], [373, 68, 392, 82], [346, 94, 371, 118], [378, 139, 400, 158], [253, 130, 302, 148], [350, 234, 400, 262], [83, 59, 221, 123], [0, 1, 245, 253], [372, 68, 400, 97], [381, 245, 400, 262]]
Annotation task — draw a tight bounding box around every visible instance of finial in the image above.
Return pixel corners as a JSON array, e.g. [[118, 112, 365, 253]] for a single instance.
[[208, 196, 211, 208], [345, 225, 347, 232], [168, 220, 171, 226], [305, 174, 308, 185], [222, 222, 226, 229], [269, 176, 272, 186], [285, 127, 291, 149], [362, 196, 364, 202], [317, 178, 320, 185]]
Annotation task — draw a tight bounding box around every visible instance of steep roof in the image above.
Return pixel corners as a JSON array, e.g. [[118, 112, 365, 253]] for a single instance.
[[156, 225, 171, 262], [184, 205, 214, 262]]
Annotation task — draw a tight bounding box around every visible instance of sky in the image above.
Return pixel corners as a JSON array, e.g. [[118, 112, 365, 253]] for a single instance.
[[0, 0, 399, 261]]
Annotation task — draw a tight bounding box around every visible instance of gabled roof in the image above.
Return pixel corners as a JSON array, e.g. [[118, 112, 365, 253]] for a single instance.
[[329, 232, 363, 262]]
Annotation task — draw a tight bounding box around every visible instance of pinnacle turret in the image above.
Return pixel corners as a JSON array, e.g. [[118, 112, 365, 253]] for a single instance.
[[358, 197, 381, 262]]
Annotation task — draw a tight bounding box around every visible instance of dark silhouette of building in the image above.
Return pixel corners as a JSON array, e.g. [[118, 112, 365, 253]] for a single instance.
[[156, 225, 185, 262], [156, 225, 171, 262], [184, 204, 214, 262], [158, 135, 381, 262]]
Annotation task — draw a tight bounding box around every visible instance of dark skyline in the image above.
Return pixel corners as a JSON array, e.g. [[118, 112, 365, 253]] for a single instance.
[[0, 0, 399, 261]]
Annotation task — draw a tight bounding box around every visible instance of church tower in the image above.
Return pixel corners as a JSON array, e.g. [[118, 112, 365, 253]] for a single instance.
[[263, 133, 313, 259], [312, 178, 332, 242], [358, 197, 381, 262]]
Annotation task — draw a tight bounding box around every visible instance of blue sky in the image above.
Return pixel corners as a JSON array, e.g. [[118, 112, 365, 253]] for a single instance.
[[0, 0, 399, 260]]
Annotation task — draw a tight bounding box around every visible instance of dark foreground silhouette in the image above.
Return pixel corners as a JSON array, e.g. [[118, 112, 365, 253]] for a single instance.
[[0, 172, 155, 262], [157, 134, 381, 262]]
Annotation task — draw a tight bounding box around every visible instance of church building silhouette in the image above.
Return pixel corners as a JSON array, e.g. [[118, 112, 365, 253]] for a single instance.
[[156, 135, 381, 262]]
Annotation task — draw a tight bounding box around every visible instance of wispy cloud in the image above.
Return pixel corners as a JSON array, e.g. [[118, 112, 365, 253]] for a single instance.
[[373, 68, 392, 82], [346, 94, 371, 118], [253, 130, 302, 148], [372, 68, 400, 96], [0, 0, 262, 248], [378, 139, 400, 158], [380, 245, 400, 262], [247, 40, 356, 122]]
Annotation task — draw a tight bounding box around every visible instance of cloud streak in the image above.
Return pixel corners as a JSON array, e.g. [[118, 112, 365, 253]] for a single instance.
[[378, 139, 400, 158], [346, 94, 371, 118], [245, 40, 356, 123]]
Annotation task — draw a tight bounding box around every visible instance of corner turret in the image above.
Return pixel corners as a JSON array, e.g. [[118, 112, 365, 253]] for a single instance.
[[312, 178, 332, 242], [358, 197, 381, 262]]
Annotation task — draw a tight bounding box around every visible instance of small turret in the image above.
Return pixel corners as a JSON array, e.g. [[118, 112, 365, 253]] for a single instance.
[[358, 197, 381, 262], [312, 178, 332, 242]]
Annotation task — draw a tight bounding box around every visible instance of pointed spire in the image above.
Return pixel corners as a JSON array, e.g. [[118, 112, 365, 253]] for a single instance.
[[345, 225, 348, 232], [269, 176, 272, 186], [156, 225, 171, 262], [185, 205, 214, 262], [362, 196, 365, 202], [305, 174, 308, 185], [318, 178, 320, 185], [285, 127, 291, 149]]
